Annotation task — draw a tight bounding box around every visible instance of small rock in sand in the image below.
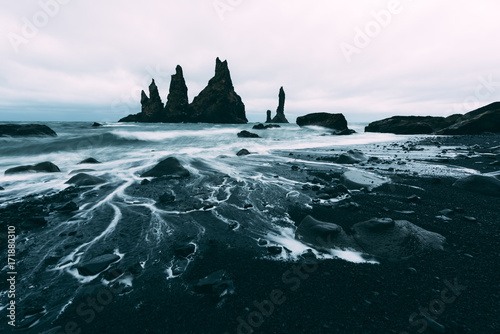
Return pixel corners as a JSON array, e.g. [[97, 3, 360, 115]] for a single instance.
[[295, 215, 359, 250], [337, 149, 368, 164], [352, 218, 445, 259], [340, 170, 388, 190], [77, 254, 120, 276]]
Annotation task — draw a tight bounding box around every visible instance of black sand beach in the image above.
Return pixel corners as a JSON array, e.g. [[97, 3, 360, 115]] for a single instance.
[[1, 134, 499, 334]]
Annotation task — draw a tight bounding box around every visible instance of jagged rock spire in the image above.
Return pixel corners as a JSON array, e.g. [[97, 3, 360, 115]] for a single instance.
[[165, 65, 191, 122]]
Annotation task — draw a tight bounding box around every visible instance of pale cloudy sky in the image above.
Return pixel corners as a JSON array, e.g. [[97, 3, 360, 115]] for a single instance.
[[1, 0, 499, 123]]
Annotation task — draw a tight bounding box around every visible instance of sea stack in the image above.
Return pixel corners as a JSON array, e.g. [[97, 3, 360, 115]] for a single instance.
[[119, 59, 247, 124], [164, 65, 191, 122], [266, 110, 272, 123], [190, 58, 247, 124], [267, 87, 289, 123], [119, 79, 165, 122]]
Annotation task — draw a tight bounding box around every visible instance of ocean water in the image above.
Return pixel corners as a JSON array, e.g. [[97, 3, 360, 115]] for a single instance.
[[0, 122, 476, 330], [0, 121, 402, 203]]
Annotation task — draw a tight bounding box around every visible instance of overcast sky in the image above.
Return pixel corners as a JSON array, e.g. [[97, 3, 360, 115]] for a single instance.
[[1, 0, 499, 123]]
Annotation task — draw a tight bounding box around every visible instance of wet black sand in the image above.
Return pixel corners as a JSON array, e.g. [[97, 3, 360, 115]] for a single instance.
[[2, 135, 500, 334]]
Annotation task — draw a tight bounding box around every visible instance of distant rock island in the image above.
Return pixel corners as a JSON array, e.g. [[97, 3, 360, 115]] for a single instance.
[[0, 124, 57, 137], [119, 58, 247, 124], [296, 112, 355, 135], [365, 102, 500, 135], [266, 87, 289, 123]]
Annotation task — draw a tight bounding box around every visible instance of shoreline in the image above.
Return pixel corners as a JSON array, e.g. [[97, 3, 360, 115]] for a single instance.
[[1, 134, 499, 333]]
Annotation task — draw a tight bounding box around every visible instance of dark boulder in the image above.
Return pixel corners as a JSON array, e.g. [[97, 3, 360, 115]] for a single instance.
[[164, 65, 191, 122], [336, 149, 368, 164], [296, 113, 352, 134], [295, 216, 358, 250], [141, 157, 190, 178], [365, 115, 460, 134], [65, 173, 106, 186], [236, 149, 251, 156], [77, 254, 120, 276], [78, 158, 101, 164], [0, 124, 57, 137], [267, 246, 283, 255], [5, 161, 60, 175], [237, 130, 261, 138], [252, 123, 266, 130], [0, 186, 4, 191], [253, 123, 281, 130], [269, 87, 289, 123], [92, 122, 102, 127], [352, 218, 445, 258], [190, 58, 247, 124], [438, 102, 500, 135], [452, 174, 500, 197], [119, 79, 165, 122]]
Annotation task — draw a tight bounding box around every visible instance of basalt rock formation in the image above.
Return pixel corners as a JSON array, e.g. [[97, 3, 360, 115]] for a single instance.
[[119, 58, 247, 124], [164, 65, 191, 122], [119, 79, 165, 122], [267, 87, 289, 123], [190, 58, 247, 124]]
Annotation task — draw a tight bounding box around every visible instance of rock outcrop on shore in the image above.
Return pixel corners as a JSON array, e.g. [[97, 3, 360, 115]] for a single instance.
[[266, 87, 289, 123], [438, 102, 500, 135], [296, 112, 354, 135], [366, 102, 500, 135], [365, 115, 459, 134], [0, 124, 57, 137], [119, 58, 247, 124]]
